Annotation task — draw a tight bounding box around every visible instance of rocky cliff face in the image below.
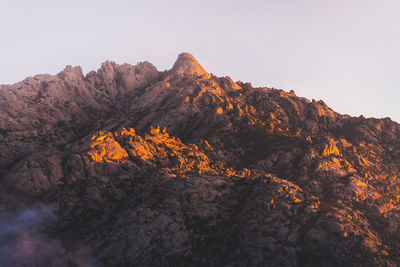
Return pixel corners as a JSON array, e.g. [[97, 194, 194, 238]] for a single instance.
[[0, 53, 400, 266]]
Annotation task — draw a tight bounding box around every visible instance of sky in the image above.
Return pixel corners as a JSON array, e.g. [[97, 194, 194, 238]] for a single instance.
[[1, 0, 399, 122]]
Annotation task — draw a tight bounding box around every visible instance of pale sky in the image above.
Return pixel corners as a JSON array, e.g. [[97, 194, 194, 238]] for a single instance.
[[1, 0, 399, 122]]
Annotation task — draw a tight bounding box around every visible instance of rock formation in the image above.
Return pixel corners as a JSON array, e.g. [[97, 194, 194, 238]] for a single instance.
[[0, 52, 400, 266]]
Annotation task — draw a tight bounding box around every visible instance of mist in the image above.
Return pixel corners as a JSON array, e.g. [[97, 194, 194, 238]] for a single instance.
[[0, 204, 97, 267]]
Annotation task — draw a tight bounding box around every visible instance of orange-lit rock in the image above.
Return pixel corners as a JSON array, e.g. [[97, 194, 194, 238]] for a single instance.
[[323, 138, 341, 156], [88, 132, 128, 162]]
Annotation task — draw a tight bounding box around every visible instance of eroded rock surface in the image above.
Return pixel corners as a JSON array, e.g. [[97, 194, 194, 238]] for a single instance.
[[1, 53, 400, 266]]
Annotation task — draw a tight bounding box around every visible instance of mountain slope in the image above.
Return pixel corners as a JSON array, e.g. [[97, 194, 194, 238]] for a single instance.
[[0, 53, 400, 266]]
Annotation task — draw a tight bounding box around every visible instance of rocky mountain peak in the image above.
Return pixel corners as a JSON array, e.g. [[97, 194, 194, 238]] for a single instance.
[[57, 65, 84, 80], [171, 52, 211, 78], [1, 53, 400, 266]]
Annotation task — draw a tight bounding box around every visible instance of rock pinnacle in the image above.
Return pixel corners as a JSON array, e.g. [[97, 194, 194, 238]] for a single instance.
[[171, 52, 211, 78]]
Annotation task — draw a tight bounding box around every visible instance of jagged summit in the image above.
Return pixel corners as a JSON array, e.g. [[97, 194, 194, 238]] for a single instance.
[[1, 53, 400, 266], [171, 52, 211, 78]]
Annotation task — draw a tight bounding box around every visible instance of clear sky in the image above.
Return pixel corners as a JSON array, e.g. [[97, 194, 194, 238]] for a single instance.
[[1, 0, 399, 122]]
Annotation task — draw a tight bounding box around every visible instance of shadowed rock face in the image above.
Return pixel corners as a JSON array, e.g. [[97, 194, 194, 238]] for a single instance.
[[1, 53, 400, 266]]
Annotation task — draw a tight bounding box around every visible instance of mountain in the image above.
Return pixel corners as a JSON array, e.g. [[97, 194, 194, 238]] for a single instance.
[[0, 53, 399, 266]]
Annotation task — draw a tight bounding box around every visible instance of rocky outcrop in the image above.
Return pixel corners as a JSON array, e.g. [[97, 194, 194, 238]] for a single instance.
[[171, 53, 211, 79], [0, 59, 160, 172], [0, 53, 400, 266]]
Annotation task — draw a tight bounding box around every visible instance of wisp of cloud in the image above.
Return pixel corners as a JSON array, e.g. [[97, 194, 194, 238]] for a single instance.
[[0, 204, 97, 267]]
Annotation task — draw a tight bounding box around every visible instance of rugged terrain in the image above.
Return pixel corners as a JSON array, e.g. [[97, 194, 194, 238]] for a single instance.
[[0, 53, 400, 266]]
